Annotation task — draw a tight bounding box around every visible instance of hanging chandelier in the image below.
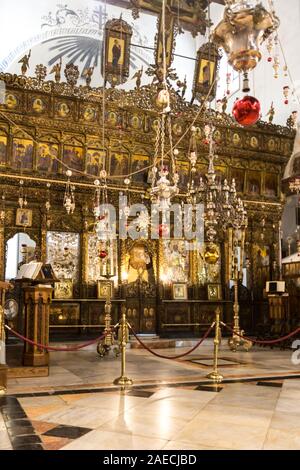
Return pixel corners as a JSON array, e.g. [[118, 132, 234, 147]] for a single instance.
[[196, 125, 248, 243], [149, 0, 179, 212], [93, 172, 116, 279], [63, 170, 75, 214], [212, 0, 279, 93], [149, 89, 179, 211]]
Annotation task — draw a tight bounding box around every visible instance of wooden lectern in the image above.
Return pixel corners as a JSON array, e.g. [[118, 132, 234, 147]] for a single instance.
[[17, 263, 57, 367]]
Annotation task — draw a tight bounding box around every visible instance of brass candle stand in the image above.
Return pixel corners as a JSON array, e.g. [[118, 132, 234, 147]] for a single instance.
[[97, 293, 119, 358], [206, 307, 223, 383], [113, 305, 133, 387], [228, 230, 252, 352]]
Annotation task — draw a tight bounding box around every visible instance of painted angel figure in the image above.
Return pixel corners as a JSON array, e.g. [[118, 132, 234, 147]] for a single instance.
[[18, 50, 31, 76], [50, 57, 62, 83], [176, 75, 187, 98], [82, 66, 94, 87], [267, 102, 275, 123], [132, 67, 143, 89]]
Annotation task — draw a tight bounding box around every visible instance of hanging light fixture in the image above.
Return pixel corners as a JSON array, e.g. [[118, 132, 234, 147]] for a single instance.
[[18, 179, 27, 209], [212, 0, 279, 93], [149, 0, 179, 212], [63, 170, 75, 214], [196, 125, 247, 243], [93, 172, 116, 280], [45, 183, 51, 213], [283, 86, 290, 105]]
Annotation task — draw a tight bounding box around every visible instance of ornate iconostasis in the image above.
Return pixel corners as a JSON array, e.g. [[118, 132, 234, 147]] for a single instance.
[[0, 0, 297, 337]]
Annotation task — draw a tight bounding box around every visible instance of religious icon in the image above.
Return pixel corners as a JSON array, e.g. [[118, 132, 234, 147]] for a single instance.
[[57, 102, 70, 118], [109, 152, 129, 177], [172, 283, 188, 300], [63, 145, 84, 172], [83, 106, 96, 122], [12, 138, 33, 169], [163, 240, 189, 283], [107, 111, 118, 126], [254, 245, 270, 268], [102, 18, 132, 87], [47, 231, 80, 282], [32, 98, 45, 114], [232, 133, 241, 146], [247, 170, 261, 195], [230, 168, 245, 193], [250, 135, 258, 149], [130, 115, 141, 130], [86, 149, 105, 176], [213, 129, 222, 143], [199, 59, 215, 86], [54, 280, 73, 299], [0, 136, 7, 165], [5, 93, 18, 110], [97, 280, 113, 300], [127, 241, 153, 284], [108, 38, 124, 68], [207, 283, 222, 301], [37, 143, 59, 173], [192, 43, 220, 103], [264, 174, 278, 197], [267, 138, 276, 152], [131, 155, 149, 184], [16, 208, 32, 227]]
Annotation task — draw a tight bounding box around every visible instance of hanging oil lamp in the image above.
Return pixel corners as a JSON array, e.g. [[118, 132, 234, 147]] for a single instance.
[[283, 86, 290, 105], [63, 170, 75, 214], [212, 0, 280, 93], [266, 36, 273, 62]]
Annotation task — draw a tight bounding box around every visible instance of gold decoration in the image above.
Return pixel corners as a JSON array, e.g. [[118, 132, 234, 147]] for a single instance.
[[204, 244, 220, 265]]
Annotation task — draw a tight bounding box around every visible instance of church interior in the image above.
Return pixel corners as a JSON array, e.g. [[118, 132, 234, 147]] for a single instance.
[[1, 0, 300, 453]]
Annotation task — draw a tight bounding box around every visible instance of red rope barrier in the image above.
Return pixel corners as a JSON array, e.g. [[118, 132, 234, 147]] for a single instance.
[[5, 325, 108, 351], [222, 323, 300, 345], [128, 322, 214, 359]]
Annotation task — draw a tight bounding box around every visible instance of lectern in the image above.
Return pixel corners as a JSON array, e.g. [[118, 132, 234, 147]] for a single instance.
[[14, 263, 57, 367]]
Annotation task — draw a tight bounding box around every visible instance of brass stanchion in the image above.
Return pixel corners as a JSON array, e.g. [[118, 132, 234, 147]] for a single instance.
[[0, 281, 11, 395], [113, 306, 133, 387], [206, 307, 223, 384]]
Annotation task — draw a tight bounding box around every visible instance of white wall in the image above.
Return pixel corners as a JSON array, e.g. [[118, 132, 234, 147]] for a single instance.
[[1, 1, 298, 123]]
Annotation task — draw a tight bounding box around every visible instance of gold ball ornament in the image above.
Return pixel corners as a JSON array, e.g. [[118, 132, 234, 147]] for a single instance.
[[204, 245, 219, 265], [156, 89, 170, 109]]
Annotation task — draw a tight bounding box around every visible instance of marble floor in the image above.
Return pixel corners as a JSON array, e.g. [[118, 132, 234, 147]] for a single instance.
[[1, 339, 300, 450]]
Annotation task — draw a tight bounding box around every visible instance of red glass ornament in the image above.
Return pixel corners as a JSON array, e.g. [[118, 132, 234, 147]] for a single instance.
[[99, 250, 108, 259], [267, 57, 272, 62], [232, 96, 261, 127], [158, 224, 169, 237], [284, 99, 289, 105]]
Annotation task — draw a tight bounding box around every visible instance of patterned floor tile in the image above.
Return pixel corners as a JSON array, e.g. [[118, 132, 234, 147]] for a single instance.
[[43, 424, 92, 439], [41, 435, 72, 450]]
